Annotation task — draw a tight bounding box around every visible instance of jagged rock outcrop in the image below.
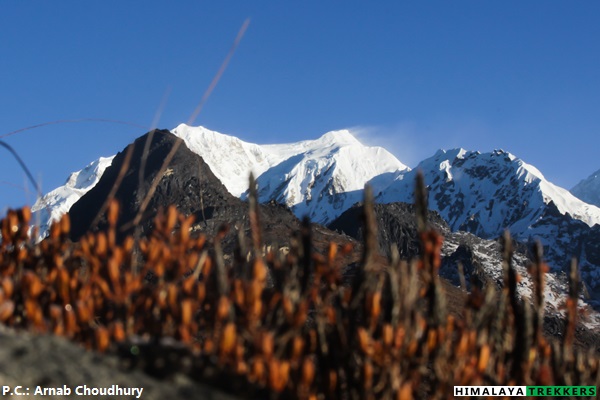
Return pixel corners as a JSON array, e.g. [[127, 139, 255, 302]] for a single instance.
[[328, 202, 600, 325], [68, 130, 300, 250], [328, 202, 450, 260], [67, 129, 360, 261], [328, 201, 529, 287]]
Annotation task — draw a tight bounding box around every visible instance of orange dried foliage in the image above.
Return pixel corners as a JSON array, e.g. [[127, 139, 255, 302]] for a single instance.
[[0, 199, 598, 400]]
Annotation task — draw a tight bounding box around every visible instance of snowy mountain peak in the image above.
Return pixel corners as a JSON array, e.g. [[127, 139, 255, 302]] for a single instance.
[[168, 125, 407, 210], [171, 124, 271, 197], [315, 129, 361, 146], [433, 148, 472, 161], [375, 148, 600, 294], [379, 148, 600, 235], [253, 134, 408, 223]]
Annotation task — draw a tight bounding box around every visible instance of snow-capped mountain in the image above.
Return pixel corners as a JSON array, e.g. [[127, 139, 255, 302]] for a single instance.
[[65, 129, 310, 251], [378, 148, 600, 235], [251, 132, 407, 223], [31, 124, 407, 236], [377, 148, 600, 292], [27, 125, 600, 300], [172, 124, 408, 223], [31, 156, 114, 240], [571, 168, 600, 208]]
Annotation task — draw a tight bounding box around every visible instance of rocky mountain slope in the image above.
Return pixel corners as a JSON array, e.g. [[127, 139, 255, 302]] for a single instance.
[[68, 129, 252, 243], [329, 202, 600, 328], [67, 129, 361, 262], [377, 149, 600, 294]]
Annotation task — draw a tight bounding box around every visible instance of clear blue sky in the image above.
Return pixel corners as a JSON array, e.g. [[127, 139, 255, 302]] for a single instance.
[[2, 1, 600, 212]]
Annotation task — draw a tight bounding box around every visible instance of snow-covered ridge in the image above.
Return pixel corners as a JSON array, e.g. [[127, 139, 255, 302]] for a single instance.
[[31, 126, 600, 238], [374, 148, 600, 296], [378, 148, 600, 235], [31, 156, 114, 241], [171, 124, 273, 197], [31, 124, 408, 236], [173, 124, 409, 224]]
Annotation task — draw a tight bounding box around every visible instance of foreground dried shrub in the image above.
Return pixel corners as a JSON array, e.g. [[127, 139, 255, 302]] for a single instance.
[[1, 179, 599, 399]]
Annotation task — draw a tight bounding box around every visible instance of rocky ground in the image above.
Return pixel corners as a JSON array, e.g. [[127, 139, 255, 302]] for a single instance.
[[0, 324, 240, 400]]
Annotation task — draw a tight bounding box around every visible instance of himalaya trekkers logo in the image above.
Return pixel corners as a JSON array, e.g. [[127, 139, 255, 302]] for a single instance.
[[454, 386, 597, 397]]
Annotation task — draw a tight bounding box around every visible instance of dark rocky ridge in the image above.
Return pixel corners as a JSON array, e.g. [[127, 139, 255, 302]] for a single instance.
[[329, 201, 600, 349], [68, 129, 360, 260], [69, 130, 232, 240], [328, 202, 450, 260], [328, 202, 516, 287], [524, 201, 600, 295], [329, 201, 539, 290], [330, 201, 600, 305], [68, 130, 298, 247]]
